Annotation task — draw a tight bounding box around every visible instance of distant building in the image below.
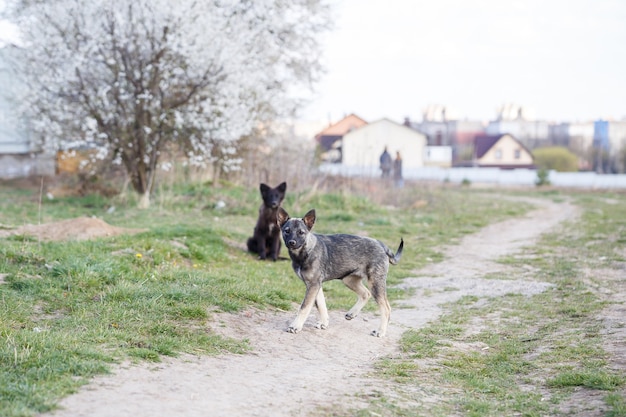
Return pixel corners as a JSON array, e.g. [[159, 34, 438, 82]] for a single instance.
[[495, 103, 536, 121], [593, 119, 626, 173], [470, 134, 535, 169], [422, 104, 460, 122], [424, 146, 452, 168], [549, 121, 595, 170], [608, 121, 626, 155], [593, 120, 610, 151], [446, 120, 486, 162], [0, 47, 55, 178], [486, 103, 549, 149], [0, 47, 29, 154], [486, 119, 550, 149], [412, 120, 451, 146], [404, 115, 484, 164], [314, 113, 367, 163], [610, 121, 626, 173], [412, 104, 459, 146], [549, 121, 594, 149], [342, 118, 427, 171]]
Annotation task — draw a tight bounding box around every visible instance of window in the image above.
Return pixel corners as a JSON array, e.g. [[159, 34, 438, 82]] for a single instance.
[[514, 149, 521, 159], [495, 148, 502, 160]]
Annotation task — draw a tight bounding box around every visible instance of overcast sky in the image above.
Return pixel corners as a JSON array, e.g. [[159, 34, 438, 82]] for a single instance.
[[2, 0, 625, 124], [301, 0, 626, 124]]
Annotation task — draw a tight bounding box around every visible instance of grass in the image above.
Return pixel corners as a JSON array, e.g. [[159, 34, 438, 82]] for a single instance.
[[1, 178, 623, 416], [341, 189, 626, 417]]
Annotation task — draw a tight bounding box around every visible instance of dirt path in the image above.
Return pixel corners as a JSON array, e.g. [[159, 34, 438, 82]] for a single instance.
[[45, 198, 580, 417]]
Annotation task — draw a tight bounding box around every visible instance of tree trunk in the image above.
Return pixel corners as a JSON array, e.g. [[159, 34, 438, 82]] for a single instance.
[[137, 191, 151, 209], [212, 160, 221, 187]]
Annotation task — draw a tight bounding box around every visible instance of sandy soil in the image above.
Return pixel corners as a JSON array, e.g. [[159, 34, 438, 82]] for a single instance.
[[34, 197, 616, 416], [0, 217, 144, 241]]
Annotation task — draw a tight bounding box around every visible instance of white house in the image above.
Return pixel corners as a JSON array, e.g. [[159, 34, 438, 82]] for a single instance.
[[341, 118, 427, 171], [424, 146, 453, 167], [0, 47, 28, 154], [0, 46, 55, 178]]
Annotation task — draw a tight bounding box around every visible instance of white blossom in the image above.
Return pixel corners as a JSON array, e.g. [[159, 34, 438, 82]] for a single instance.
[[7, 0, 329, 206]]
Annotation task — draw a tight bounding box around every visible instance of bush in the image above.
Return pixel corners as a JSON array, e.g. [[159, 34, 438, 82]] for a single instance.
[[536, 168, 551, 186], [533, 146, 579, 172]]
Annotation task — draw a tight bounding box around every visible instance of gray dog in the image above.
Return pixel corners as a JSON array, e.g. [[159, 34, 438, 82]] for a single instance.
[[277, 207, 403, 337]]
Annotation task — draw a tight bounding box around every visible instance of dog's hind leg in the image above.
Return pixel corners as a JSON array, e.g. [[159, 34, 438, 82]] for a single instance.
[[256, 235, 267, 260], [369, 278, 391, 337], [342, 275, 371, 321], [246, 237, 256, 253], [314, 287, 329, 330], [288, 283, 321, 333]]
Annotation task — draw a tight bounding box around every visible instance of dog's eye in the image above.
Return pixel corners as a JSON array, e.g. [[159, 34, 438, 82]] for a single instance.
[[284, 227, 290, 234], [297, 229, 305, 236]]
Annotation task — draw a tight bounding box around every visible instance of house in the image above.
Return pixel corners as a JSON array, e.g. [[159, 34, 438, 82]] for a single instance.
[[593, 119, 626, 173], [341, 118, 427, 171], [472, 134, 535, 169], [314, 113, 367, 163], [404, 114, 485, 163], [486, 104, 550, 149], [0, 47, 30, 153], [0, 46, 55, 178], [424, 146, 453, 168], [549, 121, 595, 170]]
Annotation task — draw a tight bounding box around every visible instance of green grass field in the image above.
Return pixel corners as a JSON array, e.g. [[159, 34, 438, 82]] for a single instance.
[[0, 179, 624, 417]]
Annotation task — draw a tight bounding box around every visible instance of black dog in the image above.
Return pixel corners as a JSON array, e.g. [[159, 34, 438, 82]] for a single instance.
[[247, 182, 287, 261], [277, 207, 403, 337]]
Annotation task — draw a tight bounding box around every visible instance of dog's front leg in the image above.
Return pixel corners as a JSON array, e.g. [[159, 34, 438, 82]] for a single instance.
[[314, 287, 329, 330], [269, 233, 280, 261], [288, 283, 320, 334]]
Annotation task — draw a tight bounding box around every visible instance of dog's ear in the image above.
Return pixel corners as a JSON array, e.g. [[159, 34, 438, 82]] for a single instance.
[[277, 182, 286, 193], [303, 209, 316, 231], [259, 183, 269, 194], [277, 207, 289, 227]]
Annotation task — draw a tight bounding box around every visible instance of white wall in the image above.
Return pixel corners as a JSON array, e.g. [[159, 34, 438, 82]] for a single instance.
[[341, 119, 426, 170], [609, 121, 626, 154], [487, 119, 550, 143], [319, 164, 626, 189], [0, 47, 32, 154], [424, 146, 452, 167]]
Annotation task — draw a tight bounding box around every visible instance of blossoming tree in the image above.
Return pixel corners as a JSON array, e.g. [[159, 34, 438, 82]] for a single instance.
[[7, 0, 329, 207]]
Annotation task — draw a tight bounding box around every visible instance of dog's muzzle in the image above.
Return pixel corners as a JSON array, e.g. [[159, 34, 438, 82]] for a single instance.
[[287, 239, 298, 249]]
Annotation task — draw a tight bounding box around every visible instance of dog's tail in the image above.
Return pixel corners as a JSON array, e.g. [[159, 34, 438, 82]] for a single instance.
[[386, 238, 403, 265]]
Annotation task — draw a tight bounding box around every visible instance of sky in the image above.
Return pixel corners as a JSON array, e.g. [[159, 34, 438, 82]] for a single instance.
[[2, 0, 625, 125], [299, 0, 626, 124]]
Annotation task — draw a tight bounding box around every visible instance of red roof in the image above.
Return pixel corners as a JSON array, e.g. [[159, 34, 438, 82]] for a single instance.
[[315, 114, 367, 138]]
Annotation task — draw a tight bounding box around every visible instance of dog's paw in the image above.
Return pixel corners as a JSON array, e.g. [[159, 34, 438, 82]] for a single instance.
[[370, 330, 384, 337], [345, 313, 356, 321], [286, 326, 301, 334], [315, 322, 328, 330]]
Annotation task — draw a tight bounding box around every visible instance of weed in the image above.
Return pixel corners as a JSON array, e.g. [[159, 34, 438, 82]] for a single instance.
[[348, 189, 626, 416]]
